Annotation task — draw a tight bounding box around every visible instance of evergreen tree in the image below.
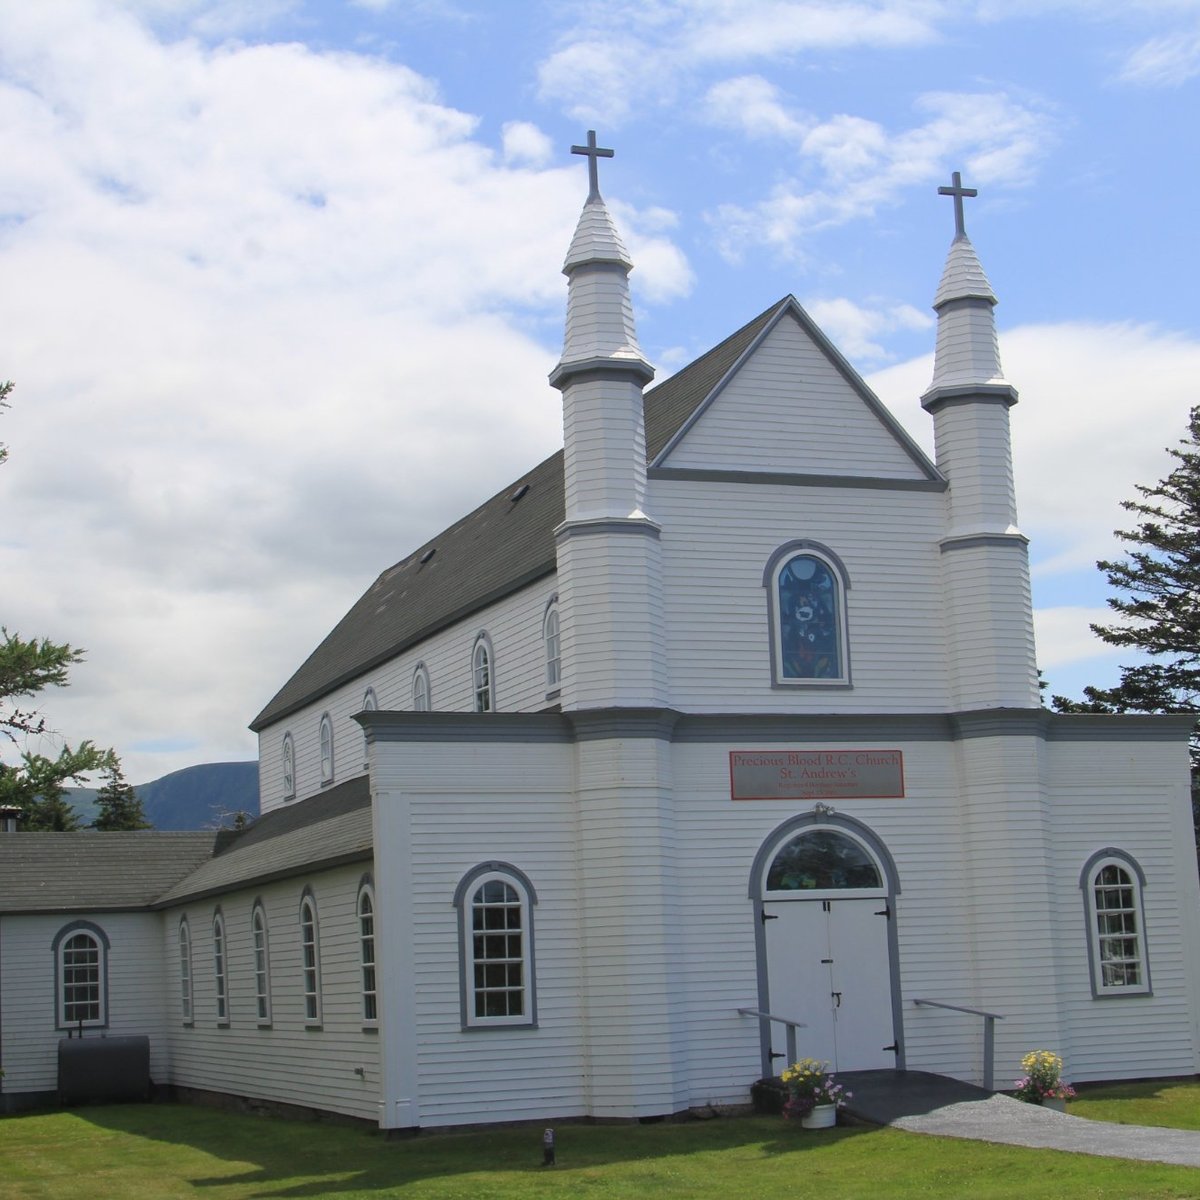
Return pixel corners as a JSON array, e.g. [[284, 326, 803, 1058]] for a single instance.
[[1052, 406, 1200, 823], [92, 759, 152, 831]]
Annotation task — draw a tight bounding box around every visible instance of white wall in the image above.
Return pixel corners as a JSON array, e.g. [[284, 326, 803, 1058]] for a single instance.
[[0, 911, 168, 1098], [259, 577, 559, 813], [162, 863, 381, 1122]]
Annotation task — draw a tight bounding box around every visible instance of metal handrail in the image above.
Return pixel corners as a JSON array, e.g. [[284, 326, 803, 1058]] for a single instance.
[[912, 998, 1004, 1090], [737, 1007, 807, 1072]]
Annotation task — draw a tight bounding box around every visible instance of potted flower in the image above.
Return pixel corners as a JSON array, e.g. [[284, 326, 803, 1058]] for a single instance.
[[1013, 1050, 1076, 1112], [780, 1057, 851, 1129]]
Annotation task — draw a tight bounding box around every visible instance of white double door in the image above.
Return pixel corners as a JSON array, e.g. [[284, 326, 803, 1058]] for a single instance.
[[764, 896, 895, 1072]]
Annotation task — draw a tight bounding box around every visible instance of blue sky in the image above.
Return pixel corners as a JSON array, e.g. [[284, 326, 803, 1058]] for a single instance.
[[2, 1, 1198, 782]]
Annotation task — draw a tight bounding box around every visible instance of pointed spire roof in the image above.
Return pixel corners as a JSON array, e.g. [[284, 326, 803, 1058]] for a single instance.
[[550, 135, 652, 389], [923, 173, 1014, 407]]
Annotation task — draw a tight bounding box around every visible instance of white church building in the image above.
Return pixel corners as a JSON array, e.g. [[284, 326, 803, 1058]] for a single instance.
[[2, 140, 1199, 1129]]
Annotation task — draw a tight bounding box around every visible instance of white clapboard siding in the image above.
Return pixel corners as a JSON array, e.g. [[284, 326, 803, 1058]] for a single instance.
[[659, 312, 928, 480], [162, 864, 381, 1122], [651, 479, 952, 711], [260, 577, 558, 813], [1047, 737, 1200, 1083], [374, 738, 586, 1127], [0, 912, 168, 1096]]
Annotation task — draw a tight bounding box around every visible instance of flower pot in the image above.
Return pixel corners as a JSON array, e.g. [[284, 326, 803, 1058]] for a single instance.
[[1043, 1097, 1067, 1113], [801, 1103, 837, 1129]]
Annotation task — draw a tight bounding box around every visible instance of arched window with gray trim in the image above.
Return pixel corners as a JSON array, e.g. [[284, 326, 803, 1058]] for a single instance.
[[361, 688, 377, 768], [282, 732, 295, 800], [472, 633, 494, 713], [252, 901, 272, 1025], [212, 909, 229, 1025], [412, 663, 431, 712], [1081, 849, 1151, 997], [319, 713, 334, 784], [543, 599, 561, 694], [358, 878, 377, 1025], [179, 916, 194, 1025], [53, 921, 109, 1030], [763, 541, 851, 686], [454, 863, 537, 1029], [299, 889, 322, 1025]]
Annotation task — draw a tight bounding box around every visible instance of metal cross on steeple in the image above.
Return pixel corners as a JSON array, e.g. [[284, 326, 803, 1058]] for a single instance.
[[938, 171, 978, 239], [571, 130, 614, 201]]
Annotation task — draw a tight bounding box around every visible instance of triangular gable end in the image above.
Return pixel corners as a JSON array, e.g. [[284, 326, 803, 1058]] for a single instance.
[[651, 297, 941, 484]]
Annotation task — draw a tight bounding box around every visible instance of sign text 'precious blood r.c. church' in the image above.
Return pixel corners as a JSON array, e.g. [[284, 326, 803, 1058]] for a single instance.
[[729, 750, 905, 801]]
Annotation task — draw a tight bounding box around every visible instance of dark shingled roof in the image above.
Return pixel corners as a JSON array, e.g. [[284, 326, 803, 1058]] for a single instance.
[[251, 299, 785, 731], [153, 775, 372, 906], [0, 832, 218, 914]]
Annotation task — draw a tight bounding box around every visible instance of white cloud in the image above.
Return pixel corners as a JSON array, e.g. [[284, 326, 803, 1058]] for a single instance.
[[869, 320, 1200, 577], [537, 1, 947, 123], [1033, 607, 1126, 670], [0, 2, 691, 785], [708, 88, 1056, 259], [502, 120, 554, 166], [1119, 26, 1200, 84], [802, 297, 932, 362]]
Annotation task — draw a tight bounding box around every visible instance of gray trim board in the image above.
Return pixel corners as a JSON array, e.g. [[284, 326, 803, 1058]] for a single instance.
[[554, 516, 662, 541], [921, 383, 1019, 413], [940, 532, 1030, 552], [361, 711, 573, 744], [649, 466, 947, 492]]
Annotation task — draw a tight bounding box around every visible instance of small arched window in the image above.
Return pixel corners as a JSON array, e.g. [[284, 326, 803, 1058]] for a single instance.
[[252, 902, 272, 1025], [413, 663, 431, 712], [472, 634, 493, 713], [454, 863, 537, 1028], [764, 542, 851, 686], [544, 601, 561, 694], [54, 922, 109, 1029], [358, 880, 377, 1025], [212, 910, 228, 1025], [282, 732, 295, 800], [362, 688, 377, 768], [763, 827, 885, 896], [1081, 850, 1151, 997], [179, 917, 194, 1024], [300, 891, 322, 1025], [319, 713, 334, 784]]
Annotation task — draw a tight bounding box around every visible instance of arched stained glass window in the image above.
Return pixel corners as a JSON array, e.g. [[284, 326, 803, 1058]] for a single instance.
[[282, 733, 295, 800], [776, 553, 843, 681], [766, 828, 882, 893]]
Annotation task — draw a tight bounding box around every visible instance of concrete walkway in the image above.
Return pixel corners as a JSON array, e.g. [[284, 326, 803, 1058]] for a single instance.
[[840, 1070, 1200, 1167]]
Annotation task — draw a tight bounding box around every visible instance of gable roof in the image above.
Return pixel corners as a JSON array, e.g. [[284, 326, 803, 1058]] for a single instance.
[[0, 832, 218, 914], [153, 775, 372, 906], [249, 299, 808, 731]]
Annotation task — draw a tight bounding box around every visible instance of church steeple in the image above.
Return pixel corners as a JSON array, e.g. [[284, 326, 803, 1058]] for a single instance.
[[549, 131, 667, 710], [921, 172, 1038, 710]]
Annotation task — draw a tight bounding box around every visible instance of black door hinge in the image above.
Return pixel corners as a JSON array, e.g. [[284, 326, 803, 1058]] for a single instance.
[[760, 909, 779, 924], [874, 904, 891, 918]]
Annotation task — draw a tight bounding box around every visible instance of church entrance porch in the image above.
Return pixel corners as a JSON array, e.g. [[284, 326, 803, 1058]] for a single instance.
[[751, 813, 902, 1077]]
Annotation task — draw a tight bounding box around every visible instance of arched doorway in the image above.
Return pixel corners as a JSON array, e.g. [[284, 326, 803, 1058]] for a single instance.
[[750, 812, 902, 1075]]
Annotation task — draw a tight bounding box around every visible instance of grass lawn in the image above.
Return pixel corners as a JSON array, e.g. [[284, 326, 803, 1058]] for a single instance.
[[1070, 1079, 1200, 1131], [4, 1103, 1200, 1199]]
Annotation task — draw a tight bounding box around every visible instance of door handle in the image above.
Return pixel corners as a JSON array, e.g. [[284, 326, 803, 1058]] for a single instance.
[[832, 992, 842, 1008]]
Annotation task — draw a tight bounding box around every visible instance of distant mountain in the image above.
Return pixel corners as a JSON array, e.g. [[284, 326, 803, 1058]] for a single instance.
[[67, 761, 259, 831]]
